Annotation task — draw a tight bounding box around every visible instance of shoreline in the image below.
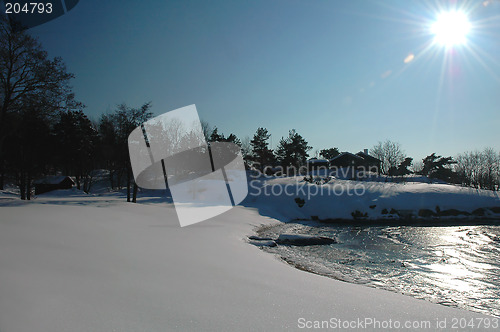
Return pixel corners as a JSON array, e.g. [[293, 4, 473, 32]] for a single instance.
[[251, 219, 500, 318], [299, 216, 500, 227]]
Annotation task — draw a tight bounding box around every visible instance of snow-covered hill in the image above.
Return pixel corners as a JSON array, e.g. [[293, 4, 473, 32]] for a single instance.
[[243, 175, 500, 222]]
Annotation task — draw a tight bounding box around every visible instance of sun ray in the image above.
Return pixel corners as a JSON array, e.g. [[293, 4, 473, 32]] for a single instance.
[[461, 40, 500, 82]]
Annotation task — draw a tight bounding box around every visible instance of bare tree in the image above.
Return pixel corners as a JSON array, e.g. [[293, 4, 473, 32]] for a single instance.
[[455, 148, 499, 190], [370, 140, 406, 175], [0, 18, 79, 194], [200, 120, 212, 143], [481, 147, 499, 190], [98, 102, 153, 202]]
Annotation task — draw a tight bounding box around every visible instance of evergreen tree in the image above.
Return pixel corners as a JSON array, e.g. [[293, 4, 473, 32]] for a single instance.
[[275, 129, 311, 173], [209, 127, 225, 142], [420, 153, 456, 182], [249, 127, 275, 171], [388, 157, 413, 177], [320, 148, 340, 160], [225, 133, 241, 146], [54, 110, 98, 192]]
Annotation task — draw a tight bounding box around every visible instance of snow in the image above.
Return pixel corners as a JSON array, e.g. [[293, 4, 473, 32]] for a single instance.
[[245, 176, 500, 221], [0, 190, 493, 331]]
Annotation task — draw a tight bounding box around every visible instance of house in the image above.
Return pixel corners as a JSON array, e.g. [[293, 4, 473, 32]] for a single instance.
[[329, 149, 382, 178], [356, 149, 382, 172], [33, 176, 75, 195], [329, 152, 365, 168], [306, 158, 330, 171]]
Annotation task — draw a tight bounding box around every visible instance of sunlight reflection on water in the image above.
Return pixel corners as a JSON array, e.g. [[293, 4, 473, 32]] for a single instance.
[[259, 223, 500, 317]]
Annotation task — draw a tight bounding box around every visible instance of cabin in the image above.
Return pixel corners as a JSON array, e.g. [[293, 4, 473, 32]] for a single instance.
[[328, 149, 382, 179], [33, 176, 75, 195], [329, 152, 365, 168], [306, 158, 330, 171], [356, 149, 382, 172]]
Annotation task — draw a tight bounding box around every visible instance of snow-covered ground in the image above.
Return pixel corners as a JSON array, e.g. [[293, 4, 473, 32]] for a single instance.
[[0, 189, 494, 331], [243, 175, 500, 221]]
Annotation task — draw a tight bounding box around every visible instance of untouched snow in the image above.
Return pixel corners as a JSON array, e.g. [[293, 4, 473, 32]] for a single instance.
[[0, 191, 493, 331], [244, 176, 500, 221]]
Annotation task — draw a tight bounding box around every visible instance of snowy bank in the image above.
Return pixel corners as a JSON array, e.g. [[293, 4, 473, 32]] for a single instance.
[[243, 176, 500, 222], [0, 192, 493, 331]]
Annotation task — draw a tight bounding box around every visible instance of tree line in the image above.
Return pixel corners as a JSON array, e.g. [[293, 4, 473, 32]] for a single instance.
[[1, 20, 498, 201], [368, 140, 499, 190]]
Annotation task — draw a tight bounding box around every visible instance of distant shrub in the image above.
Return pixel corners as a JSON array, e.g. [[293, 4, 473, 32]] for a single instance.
[[390, 208, 398, 215], [438, 209, 469, 217], [472, 208, 487, 216], [381, 208, 388, 215], [418, 209, 437, 218], [490, 207, 500, 214], [351, 210, 368, 220]]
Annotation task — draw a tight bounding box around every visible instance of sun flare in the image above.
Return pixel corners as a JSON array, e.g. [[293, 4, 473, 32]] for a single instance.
[[431, 11, 471, 46]]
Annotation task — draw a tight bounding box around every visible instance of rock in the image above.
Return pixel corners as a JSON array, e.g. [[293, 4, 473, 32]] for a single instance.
[[248, 239, 277, 247], [276, 234, 337, 246], [248, 235, 275, 241]]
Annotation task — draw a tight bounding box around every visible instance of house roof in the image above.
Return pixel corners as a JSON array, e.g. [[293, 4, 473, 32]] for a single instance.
[[306, 158, 329, 164], [33, 176, 75, 185], [329, 152, 364, 163], [356, 151, 382, 163]]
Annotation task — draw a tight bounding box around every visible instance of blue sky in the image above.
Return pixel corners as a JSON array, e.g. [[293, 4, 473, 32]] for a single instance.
[[27, 0, 500, 160]]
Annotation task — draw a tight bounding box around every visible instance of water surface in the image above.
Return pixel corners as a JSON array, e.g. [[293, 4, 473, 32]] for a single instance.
[[257, 222, 500, 317]]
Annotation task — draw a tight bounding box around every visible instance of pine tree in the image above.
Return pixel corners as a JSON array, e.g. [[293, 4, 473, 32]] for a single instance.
[[54, 110, 98, 192], [275, 129, 311, 173], [209, 127, 225, 142], [320, 148, 340, 160], [420, 153, 456, 182], [249, 128, 275, 171]]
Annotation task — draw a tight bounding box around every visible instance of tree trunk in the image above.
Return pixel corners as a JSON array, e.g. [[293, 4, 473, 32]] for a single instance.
[[126, 168, 131, 202], [19, 172, 26, 200], [109, 168, 114, 190], [26, 171, 31, 200], [83, 172, 93, 194], [0, 158, 4, 190], [132, 183, 138, 203]]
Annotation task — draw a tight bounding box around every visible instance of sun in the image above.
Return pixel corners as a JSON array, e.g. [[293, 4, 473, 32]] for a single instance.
[[431, 11, 471, 46]]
